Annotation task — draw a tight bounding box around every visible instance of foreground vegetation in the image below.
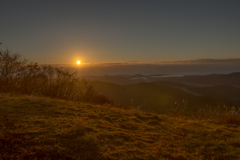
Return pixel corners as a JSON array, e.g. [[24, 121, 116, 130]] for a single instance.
[[1, 92, 240, 159], [0, 47, 112, 105]]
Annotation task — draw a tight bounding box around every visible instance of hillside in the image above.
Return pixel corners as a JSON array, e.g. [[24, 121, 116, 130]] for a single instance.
[[1, 93, 240, 159], [92, 81, 240, 112], [168, 72, 240, 87], [85, 72, 240, 86], [190, 84, 240, 100]]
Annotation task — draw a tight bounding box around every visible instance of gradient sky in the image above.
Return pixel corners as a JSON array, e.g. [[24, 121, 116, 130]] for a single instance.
[[1, 1, 240, 64]]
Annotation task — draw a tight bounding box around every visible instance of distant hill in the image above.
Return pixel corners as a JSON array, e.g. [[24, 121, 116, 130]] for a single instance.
[[160, 72, 240, 87], [190, 84, 240, 100], [92, 79, 240, 112], [85, 72, 240, 87]]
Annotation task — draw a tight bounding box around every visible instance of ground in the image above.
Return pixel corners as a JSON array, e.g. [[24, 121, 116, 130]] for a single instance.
[[1, 92, 240, 159]]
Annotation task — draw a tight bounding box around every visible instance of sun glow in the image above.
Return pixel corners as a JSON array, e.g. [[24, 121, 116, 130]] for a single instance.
[[77, 61, 81, 65]]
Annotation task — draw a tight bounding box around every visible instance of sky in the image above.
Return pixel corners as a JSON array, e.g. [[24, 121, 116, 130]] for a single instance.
[[1, 1, 240, 67]]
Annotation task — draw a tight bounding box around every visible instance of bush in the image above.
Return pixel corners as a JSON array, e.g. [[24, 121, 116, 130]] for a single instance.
[[0, 46, 112, 104], [0, 49, 28, 91]]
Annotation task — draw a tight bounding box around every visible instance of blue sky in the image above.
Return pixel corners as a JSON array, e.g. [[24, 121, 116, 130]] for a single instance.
[[1, 1, 240, 64]]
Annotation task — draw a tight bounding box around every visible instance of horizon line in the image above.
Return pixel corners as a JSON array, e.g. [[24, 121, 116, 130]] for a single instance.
[[41, 58, 240, 66]]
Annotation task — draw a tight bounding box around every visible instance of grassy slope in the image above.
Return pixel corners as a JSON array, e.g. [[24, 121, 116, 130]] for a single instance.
[[1, 93, 240, 160]]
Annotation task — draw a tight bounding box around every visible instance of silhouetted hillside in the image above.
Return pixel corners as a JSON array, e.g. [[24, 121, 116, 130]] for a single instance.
[[92, 80, 240, 112], [190, 84, 240, 100], [157, 72, 240, 87], [86, 72, 240, 87]]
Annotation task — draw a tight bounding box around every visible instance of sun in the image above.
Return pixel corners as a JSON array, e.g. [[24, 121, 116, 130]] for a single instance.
[[77, 61, 81, 65]]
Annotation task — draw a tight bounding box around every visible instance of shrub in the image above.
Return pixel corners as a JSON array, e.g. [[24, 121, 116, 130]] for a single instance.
[[0, 46, 112, 104], [0, 49, 28, 91]]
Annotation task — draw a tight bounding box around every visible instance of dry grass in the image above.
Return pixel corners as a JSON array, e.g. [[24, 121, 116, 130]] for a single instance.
[[1, 93, 240, 159], [200, 105, 240, 125], [171, 100, 240, 126]]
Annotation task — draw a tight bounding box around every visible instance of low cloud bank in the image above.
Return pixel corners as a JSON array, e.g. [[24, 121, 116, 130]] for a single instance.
[[52, 58, 240, 76]]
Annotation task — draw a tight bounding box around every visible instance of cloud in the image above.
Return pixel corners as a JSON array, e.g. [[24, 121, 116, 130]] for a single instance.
[[86, 58, 240, 66], [45, 58, 240, 76], [46, 58, 240, 67], [175, 58, 240, 64]]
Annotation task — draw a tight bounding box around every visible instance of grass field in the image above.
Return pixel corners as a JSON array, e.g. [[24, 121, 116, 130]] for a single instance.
[[1, 92, 240, 159]]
